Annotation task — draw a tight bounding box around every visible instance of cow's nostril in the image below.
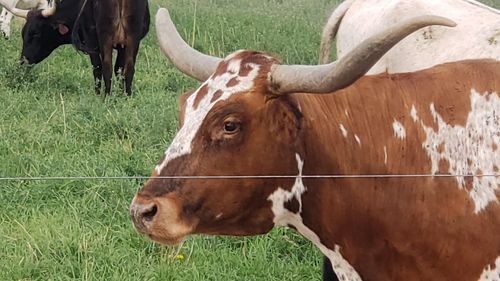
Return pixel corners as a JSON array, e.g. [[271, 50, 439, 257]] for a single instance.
[[142, 204, 158, 222], [131, 202, 159, 230]]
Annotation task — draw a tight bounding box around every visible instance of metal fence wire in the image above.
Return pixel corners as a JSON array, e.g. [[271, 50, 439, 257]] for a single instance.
[[0, 174, 498, 181]]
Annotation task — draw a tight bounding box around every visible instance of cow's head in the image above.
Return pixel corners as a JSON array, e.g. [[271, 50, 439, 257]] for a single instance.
[[130, 8, 455, 245], [0, 0, 70, 64], [19, 1, 73, 65]]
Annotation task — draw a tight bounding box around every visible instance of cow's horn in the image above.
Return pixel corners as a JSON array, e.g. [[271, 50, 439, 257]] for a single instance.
[[0, 0, 28, 18], [270, 15, 456, 94], [41, 0, 56, 17], [156, 8, 221, 82]]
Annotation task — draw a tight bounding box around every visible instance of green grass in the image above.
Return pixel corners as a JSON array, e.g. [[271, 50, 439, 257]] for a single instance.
[[1, 0, 499, 280], [0, 0, 337, 280]]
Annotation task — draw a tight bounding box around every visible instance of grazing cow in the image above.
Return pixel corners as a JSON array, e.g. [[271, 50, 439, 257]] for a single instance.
[[0, 0, 150, 95], [319, 0, 500, 74], [0, 0, 47, 38], [131, 8, 500, 280]]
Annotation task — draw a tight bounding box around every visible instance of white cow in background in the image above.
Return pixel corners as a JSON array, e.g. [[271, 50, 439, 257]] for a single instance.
[[319, 0, 500, 74], [0, 0, 47, 38]]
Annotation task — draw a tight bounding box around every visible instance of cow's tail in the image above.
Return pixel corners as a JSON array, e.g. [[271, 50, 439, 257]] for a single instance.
[[71, 0, 97, 54], [319, 0, 355, 64]]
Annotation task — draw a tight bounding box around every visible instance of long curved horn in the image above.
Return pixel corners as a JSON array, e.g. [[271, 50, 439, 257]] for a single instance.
[[270, 15, 456, 94], [41, 0, 56, 17], [156, 8, 221, 82], [0, 0, 28, 18]]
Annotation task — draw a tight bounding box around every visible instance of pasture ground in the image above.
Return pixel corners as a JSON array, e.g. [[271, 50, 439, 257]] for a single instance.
[[1, 0, 499, 280]]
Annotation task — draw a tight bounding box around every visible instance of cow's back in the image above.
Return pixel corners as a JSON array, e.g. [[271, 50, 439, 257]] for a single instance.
[[336, 0, 500, 74]]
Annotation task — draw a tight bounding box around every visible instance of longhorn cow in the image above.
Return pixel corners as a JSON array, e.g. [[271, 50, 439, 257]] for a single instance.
[[319, 0, 500, 74], [130, 8, 500, 281]]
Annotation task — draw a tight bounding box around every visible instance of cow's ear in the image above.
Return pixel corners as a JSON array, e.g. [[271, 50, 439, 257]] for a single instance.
[[265, 96, 303, 142], [58, 24, 69, 35], [177, 90, 195, 128]]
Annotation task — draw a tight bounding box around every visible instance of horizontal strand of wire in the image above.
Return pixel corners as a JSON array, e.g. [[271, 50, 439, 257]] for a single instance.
[[0, 174, 498, 181]]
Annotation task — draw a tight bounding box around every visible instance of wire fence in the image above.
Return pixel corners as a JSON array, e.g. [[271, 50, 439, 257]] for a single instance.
[[0, 174, 498, 181]]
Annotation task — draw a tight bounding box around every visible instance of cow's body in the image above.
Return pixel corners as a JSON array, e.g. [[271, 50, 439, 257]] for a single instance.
[[320, 0, 500, 74], [72, 0, 150, 95], [9, 0, 149, 95], [288, 60, 500, 280], [131, 9, 500, 281]]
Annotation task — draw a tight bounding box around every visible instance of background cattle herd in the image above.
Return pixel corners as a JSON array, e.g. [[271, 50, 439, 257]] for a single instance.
[[0, 0, 498, 280]]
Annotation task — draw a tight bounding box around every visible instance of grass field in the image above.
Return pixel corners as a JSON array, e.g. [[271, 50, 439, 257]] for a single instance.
[[1, 0, 499, 280]]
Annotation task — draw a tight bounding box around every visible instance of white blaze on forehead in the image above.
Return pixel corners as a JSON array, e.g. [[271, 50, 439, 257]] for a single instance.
[[155, 56, 261, 174], [478, 256, 500, 281], [421, 89, 499, 213], [392, 119, 406, 139], [268, 154, 363, 281]]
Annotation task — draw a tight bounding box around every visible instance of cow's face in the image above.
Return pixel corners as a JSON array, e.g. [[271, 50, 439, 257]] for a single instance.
[[20, 11, 70, 65], [130, 51, 305, 245]]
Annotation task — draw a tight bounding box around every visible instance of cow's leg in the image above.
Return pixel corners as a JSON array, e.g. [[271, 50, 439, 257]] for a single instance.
[[89, 53, 102, 95], [114, 46, 126, 92], [323, 256, 339, 281], [0, 10, 13, 39], [100, 41, 113, 95], [123, 41, 139, 96]]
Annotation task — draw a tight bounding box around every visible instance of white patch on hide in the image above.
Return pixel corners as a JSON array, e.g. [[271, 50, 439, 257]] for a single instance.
[[355, 134, 361, 146], [345, 110, 349, 117], [411, 104, 419, 122], [156, 56, 261, 174], [421, 89, 499, 213], [384, 146, 388, 165], [478, 256, 500, 281], [340, 124, 348, 138], [268, 154, 363, 281], [392, 120, 406, 139]]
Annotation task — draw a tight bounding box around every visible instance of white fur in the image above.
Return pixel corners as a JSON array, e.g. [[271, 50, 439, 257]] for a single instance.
[[410, 104, 419, 122], [340, 124, 348, 138], [328, 0, 500, 74], [268, 154, 363, 281], [392, 120, 406, 139], [384, 145, 388, 165], [478, 256, 500, 281], [421, 89, 499, 213], [156, 54, 261, 174], [354, 134, 361, 146]]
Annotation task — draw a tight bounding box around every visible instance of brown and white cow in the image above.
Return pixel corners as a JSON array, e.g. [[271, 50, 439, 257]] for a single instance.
[[130, 8, 500, 281]]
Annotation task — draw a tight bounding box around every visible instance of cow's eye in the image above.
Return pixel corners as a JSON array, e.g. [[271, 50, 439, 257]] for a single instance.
[[224, 121, 238, 132], [223, 119, 240, 134]]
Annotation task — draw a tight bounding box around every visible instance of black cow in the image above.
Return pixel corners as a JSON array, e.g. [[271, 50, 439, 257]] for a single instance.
[[14, 0, 149, 95]]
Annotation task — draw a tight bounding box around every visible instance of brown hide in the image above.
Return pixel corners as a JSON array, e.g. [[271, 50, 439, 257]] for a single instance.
[[297, 59, 500, 280]]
